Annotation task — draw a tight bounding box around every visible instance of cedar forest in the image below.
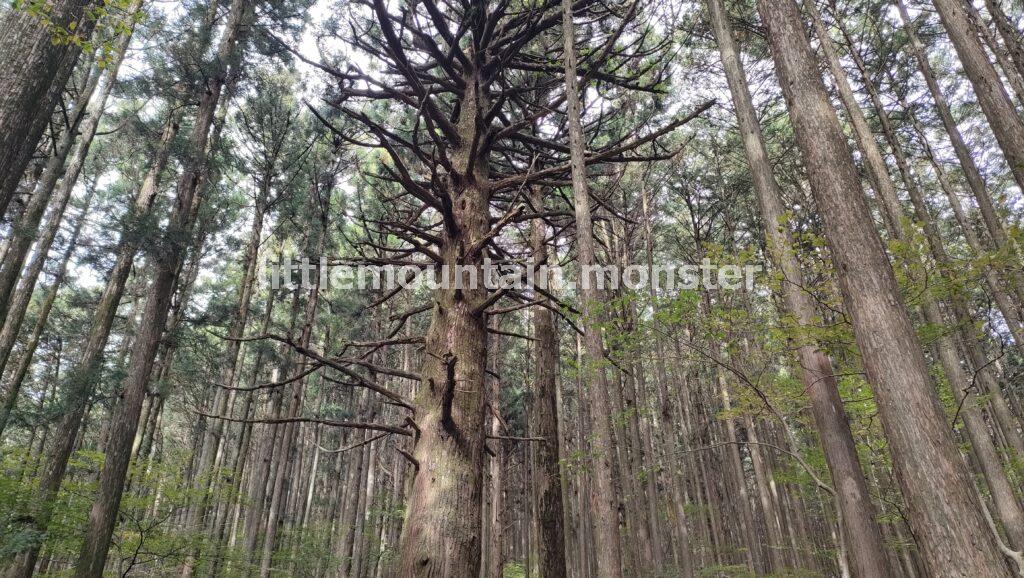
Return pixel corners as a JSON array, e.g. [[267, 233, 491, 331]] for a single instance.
[[1, 0, 1023, 576]]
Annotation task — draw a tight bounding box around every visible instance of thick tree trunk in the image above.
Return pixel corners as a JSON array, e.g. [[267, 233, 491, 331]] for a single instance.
[[801, 0, 902, 236], [757, 0, 1012, 574], [0, 0, 98, 219], [0, 57, 99, 325], [705, 2, 893, 575], [0, 16, 132, 392], [396, 72, 490, 577], [559, 1, 623, 575]]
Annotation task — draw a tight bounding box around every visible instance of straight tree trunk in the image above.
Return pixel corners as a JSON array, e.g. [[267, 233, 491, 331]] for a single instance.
[[0, 184, 92, 435], [6, 44, 179, 578], [757, 0, 1012, 574], [211, 289, 278, 577], [964, 0, 1024, 105], [899, 92, 1024, 334], [932, 0, 1024, 193], [894, 0, 1024, 320], [716, 369, 761, 574], [0, 57, 99, 325], [834, 12, 1024, 457], [638, 182, 695, 577], [809, 0, 1024, 461], [259, 197, 327, 578], [484, 328, 505, 578], [72, 1, 250, 574], [559, 1, 624, 574], [705, 1, 894, 574], [529, 185, 568, 578], [179, 156, 270, 578], [0, 0, 98, 219], [0, 13, 133, 390], [983, 0, 1024, 81], [836, 22, 1024, 546]]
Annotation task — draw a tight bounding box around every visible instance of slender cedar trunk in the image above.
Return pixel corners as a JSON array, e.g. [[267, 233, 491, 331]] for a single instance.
[[757, 0, 1012, 574], [244, 289, 302, 564], [259, 205, 326, 578], [339, 402, 368, 573], [812, 0, 1024, 460], [179, 165, 269, 578], [900, 96, 1024, 337], [0, 12, 134, 392], [72, 1, 249, 574], [395, 72, 490, 577], [743, 416, 788, 571], [838, 30, 1024, 545], [983, 0, 1024, 81], [213, 290, 277, 577], [559, 1, 623, 575], [964, 0, 1024, 105], [529, 185, 568, 578], [1, 171, 99, 383], [353, 429, 378, 577], [836, 14, 1024, 454], [483, 328, 505, 578], [574, 336, 597, 578], [0, 183, 92, 434], [0, 0, 99, 219], [894, 0, 1024, 326], [628, 350, 664, 569], [931, 0, 1024, 193], [606, 216, 657, 572], [638, 182, 695, 577], [715, 367, 761, 574], [0, 56, 99, 324], [704, 2, 892, 574]]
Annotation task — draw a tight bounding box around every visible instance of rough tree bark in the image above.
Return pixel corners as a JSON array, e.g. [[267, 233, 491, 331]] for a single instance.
[[0, 56, 99, 326], [395, 68, 491, 578], [757, 0, 1012, 574], [931, 0, 1024, 193], [530, 184, 568, 578], [560, 0, 624, 574], [0, 0, 98, 219], [0, 12, 134, 396], [72, 0, 250, 574], [705, 1, 893, 574]]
